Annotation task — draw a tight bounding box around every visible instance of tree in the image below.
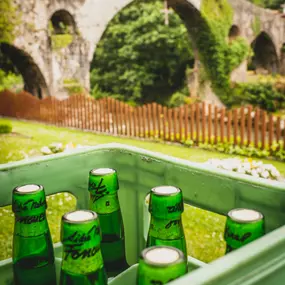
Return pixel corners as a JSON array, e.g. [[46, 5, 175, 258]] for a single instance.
[[90, 0, 193, 105]]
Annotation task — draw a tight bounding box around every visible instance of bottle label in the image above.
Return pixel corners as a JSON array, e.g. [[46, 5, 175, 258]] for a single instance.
[[13, 197, 47, 215], [89, 178, 110, 199], [62, 245, 104, 275], [15, 213, 48, 237], [90, 193, 120, 214], [150, 200, 183, 219], [224, 219, 265, 250], [149, 218, 183, 239]]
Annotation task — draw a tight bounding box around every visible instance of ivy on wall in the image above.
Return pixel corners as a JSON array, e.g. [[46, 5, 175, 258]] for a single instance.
[[0, 0, 18, 43], [187, 0, 250, 103]]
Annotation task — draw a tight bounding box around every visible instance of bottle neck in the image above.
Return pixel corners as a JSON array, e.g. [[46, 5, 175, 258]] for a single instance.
[[138, 260, 187, 285], [14, 211, 49, 237], [148, 216, 184, 239], [89, 192, 120, 215]]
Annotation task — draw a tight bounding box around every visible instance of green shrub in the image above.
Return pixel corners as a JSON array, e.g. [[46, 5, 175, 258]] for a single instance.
[[0, 120, 12, 134], [0, 70, 23, 92], [229, 82, 285, 112], [183, 140, 285, 162], [168, 92, 191, 108]]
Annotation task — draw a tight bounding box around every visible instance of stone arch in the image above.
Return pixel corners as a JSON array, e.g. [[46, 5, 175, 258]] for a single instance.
[[83, 0, 202, 61], [0, 43, 49, 99], [88, 0, 204, 99], [50, 9, 77, 35], [228, 25, 241, 40], [250, 31, 279, 74]]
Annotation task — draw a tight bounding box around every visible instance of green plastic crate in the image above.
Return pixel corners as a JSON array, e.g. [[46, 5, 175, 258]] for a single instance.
[[1, 143, 285, 284]]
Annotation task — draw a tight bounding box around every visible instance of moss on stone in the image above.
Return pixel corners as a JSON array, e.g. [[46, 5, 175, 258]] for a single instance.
[[252, 15, 261, 36], [191, 0, 250, 103], [51, 34, 73, 50]]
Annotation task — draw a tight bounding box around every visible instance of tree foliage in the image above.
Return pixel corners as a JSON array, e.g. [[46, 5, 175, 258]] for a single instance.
[[90, 0, 193, 105]]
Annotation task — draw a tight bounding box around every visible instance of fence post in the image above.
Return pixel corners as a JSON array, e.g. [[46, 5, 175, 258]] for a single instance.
[[202, 102, 206, 143], [240, 106, 245, 147], [147, 104, 152, 138], [220, 108, 225, 144], [168, 108, 172, 141], [158, 104, 162, 138], [261, 110, 266, 150], [214, 106, 218, 144], [125, 103, 130, 136], [142, 105, 147, 138], [254, 108, 260, 148], [190, 104, 194, 141], [269, 114, 273, 148], [179, 106, 183, 142], [80, 95, 85, 129], [173, 107, 177, 142], [184, 104, 189, 141], [133, 106, 137, 137], [138, 106, 142, 138], [208, 104, 212, 144], [163, 106, 167, 141], [233, 109, 238, 146], [152, 103, 157, 138], [276, 116, 281, 144], [227, 110, 232, 143], [247, 105, 252, 146]]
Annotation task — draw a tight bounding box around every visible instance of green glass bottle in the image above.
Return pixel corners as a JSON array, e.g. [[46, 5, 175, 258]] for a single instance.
[[146, 186, 187, 258], [12, 184, 56, 285], [60, 209, 108, 285], [137, 246, 188, 285], [88, 168, 128, 277], [224, 208, 265, 253]]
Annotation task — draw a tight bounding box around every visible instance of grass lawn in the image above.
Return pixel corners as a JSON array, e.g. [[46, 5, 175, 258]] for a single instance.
[[0, 119, 284, 264]]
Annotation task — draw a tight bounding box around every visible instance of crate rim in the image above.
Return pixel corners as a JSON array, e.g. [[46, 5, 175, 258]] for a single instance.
[[1, 143, 284, 191]]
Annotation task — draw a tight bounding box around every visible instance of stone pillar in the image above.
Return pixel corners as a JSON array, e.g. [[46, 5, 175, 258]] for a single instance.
[[230, 60, 248, 83], [187, 49, 199, 98]]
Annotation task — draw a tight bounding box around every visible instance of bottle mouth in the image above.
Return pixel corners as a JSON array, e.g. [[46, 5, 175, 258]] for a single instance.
[[142, 246, 184, 267], [151, 186, 180, 196], [228, 208, 263, 223], [63, 210, 98, 223], [14, 184, 42, 194], [90, 168, 116, 176]]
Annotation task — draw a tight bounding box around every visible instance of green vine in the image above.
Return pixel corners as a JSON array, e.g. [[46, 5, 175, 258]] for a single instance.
[[0, 0, 19, 43], [189, 0, 250, 103]]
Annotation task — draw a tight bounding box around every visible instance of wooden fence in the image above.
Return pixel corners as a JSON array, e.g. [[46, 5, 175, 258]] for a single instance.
[[1, 90, 285, 149]]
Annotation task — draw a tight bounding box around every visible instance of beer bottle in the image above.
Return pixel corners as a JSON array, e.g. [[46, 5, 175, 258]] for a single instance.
[[60, 210, 108, 285], [137, 246, 188, 285], [88, 168, 128, 277], [224, 208, 265, 253], [146, 186, 187, 258], [12, 184, 56, 285]]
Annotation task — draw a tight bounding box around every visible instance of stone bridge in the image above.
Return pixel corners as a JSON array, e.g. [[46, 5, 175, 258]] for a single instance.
[[2, 0, 285, 98]]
